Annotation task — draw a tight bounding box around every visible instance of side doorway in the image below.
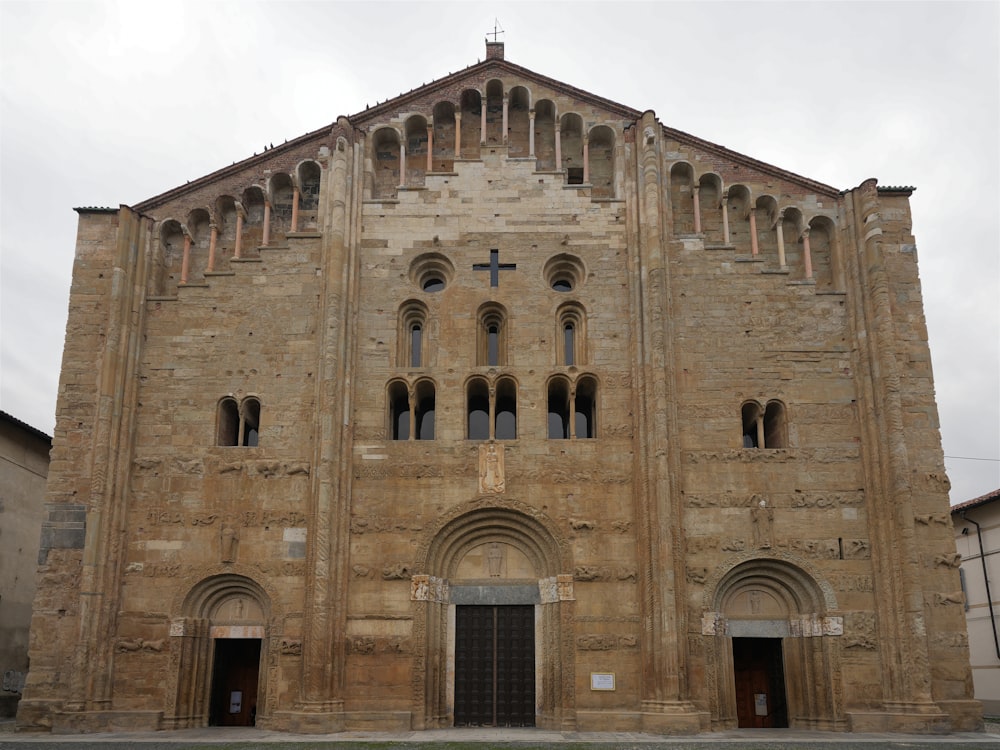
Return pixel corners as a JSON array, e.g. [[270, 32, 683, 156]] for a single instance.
[[733, 637, 788, 728], [209, 638, 261, 726]]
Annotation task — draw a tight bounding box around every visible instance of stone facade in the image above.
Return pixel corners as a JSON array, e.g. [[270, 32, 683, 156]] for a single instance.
[[0, 412, 51, 717], [17, 43, 980, 734]]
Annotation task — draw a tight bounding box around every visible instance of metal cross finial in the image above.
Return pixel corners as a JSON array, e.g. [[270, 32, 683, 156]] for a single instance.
[[487, 19, 505, 42]]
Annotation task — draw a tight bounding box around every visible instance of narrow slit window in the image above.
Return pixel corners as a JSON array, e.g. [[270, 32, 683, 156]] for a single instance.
[[563, 323, 576, 366], [487, 324, 500, 366], [410, 323, 423, 367]]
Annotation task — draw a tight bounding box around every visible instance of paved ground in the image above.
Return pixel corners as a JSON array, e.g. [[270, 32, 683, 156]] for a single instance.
[[1, 722, 1000, 750]]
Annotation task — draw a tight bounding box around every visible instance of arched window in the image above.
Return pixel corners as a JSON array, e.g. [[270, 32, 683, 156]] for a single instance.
[[741, 400, 787, 449], [670, 162, 695, 235], [560, 113, 584, 185], [556, 303, 586, 366], [372, 127, 401, 199], [460, 89, 482, 158], [495, 377, 517, 440], [415, 379, 436, 440], [574, 376, 597, 439], [467, 376, 517, 441], [389, 380, 411, 440], [477, 303, 508, 366], [217, 397, 240, 446], [398, 300, 429, 368], [508, 86, 531, 157], [588, 125, 615, 200], [217, 396, 260, 447], [764, 400, 787, 448], [741, 401, 762, 448], [405, 115, 428, 188], [388, 379, 436, 441], [467, 378, 490, 440], [548, 375, 597, 439], [241, 398, 260, 447], [534, 99, 557, 171], [547, 377, 570, 439]]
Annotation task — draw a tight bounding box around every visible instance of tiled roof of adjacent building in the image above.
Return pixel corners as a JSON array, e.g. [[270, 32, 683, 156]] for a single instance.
[[951, 487, 1000, 513], [0, 410, 52, 442]]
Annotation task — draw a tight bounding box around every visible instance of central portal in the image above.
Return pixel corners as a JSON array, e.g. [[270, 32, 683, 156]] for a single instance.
[[454, 605, 535, 726]]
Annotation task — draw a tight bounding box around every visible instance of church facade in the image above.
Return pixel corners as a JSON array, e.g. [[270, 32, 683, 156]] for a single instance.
[[18, 42, 980, 734]]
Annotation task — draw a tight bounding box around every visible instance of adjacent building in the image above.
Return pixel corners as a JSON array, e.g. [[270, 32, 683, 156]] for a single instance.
[[953, 489, 1000, 716], [0, 411, 51, 717], [17, 42, 980, 734]]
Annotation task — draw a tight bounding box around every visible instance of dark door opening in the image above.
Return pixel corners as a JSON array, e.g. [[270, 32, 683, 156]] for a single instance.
[[209, 638, 261, 726], [733, 637, 788, 728], [455, 605, 534, 726]]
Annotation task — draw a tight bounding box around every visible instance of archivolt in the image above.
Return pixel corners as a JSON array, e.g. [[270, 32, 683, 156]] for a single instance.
[[417, 498, 569, 579]]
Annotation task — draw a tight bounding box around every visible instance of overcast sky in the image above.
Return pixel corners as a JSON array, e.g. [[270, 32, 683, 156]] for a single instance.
[[1, 1, 997, 503]]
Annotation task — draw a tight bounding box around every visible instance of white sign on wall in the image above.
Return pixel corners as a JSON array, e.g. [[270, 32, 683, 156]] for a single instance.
[[590, 672, 616, 691]]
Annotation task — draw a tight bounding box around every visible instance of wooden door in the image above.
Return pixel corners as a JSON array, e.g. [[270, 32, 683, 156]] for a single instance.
[[455, 605, 535, 726], [209, 638, 261, 726], [733, 637, 788, 728]]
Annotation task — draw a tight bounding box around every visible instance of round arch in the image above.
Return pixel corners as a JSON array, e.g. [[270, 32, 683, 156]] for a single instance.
[[410, 501, 575, 730], [168, 570, 280, 730], [701, 554, 843, 731]]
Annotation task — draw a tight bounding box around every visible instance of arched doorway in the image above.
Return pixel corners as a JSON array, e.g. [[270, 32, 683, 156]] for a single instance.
[[410, 501, 575, 730], [703, 555, 844, 731], [168, 574, 272, 729]]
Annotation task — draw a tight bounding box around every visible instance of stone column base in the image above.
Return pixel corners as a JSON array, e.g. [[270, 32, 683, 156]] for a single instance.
[[639, 701, 711, 734], [847, 703, 950, 734], [270, 704, 345, 734], [929, 699, 983, 732], [51, 710, 163, 733]]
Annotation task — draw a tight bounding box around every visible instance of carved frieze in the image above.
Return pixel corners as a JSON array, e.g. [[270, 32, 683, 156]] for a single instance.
[[350, 517, 423, 534], [915, 513, 949, 526], [143, 508, 308, 528], [382, 563, 412, 580], [279, 639, 302, 656], [115, 637, 165, 653], [934, 591, 964, 606], [573, 565, 636, 583], [685, 491, 865, 508], [133, 456, 311, 477], [347, 635, 412, 655]]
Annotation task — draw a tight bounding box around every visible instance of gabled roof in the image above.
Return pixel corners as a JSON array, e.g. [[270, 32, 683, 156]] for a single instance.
[[134, 44, 844, 211]]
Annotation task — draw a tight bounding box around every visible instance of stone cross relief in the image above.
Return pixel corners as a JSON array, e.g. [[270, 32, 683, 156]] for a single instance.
[[479, 442, 506, 494], [473, 249, 516, 287]]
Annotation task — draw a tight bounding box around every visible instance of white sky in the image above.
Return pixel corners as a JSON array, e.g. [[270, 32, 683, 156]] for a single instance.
[[1, 1, 998, 503]]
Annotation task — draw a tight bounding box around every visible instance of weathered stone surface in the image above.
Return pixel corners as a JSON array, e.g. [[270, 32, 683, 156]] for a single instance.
[[17, 43, 978, 735]]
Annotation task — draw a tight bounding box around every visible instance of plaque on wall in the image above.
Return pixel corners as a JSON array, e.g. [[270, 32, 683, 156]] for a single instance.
[[590, 672, 616, 691]]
